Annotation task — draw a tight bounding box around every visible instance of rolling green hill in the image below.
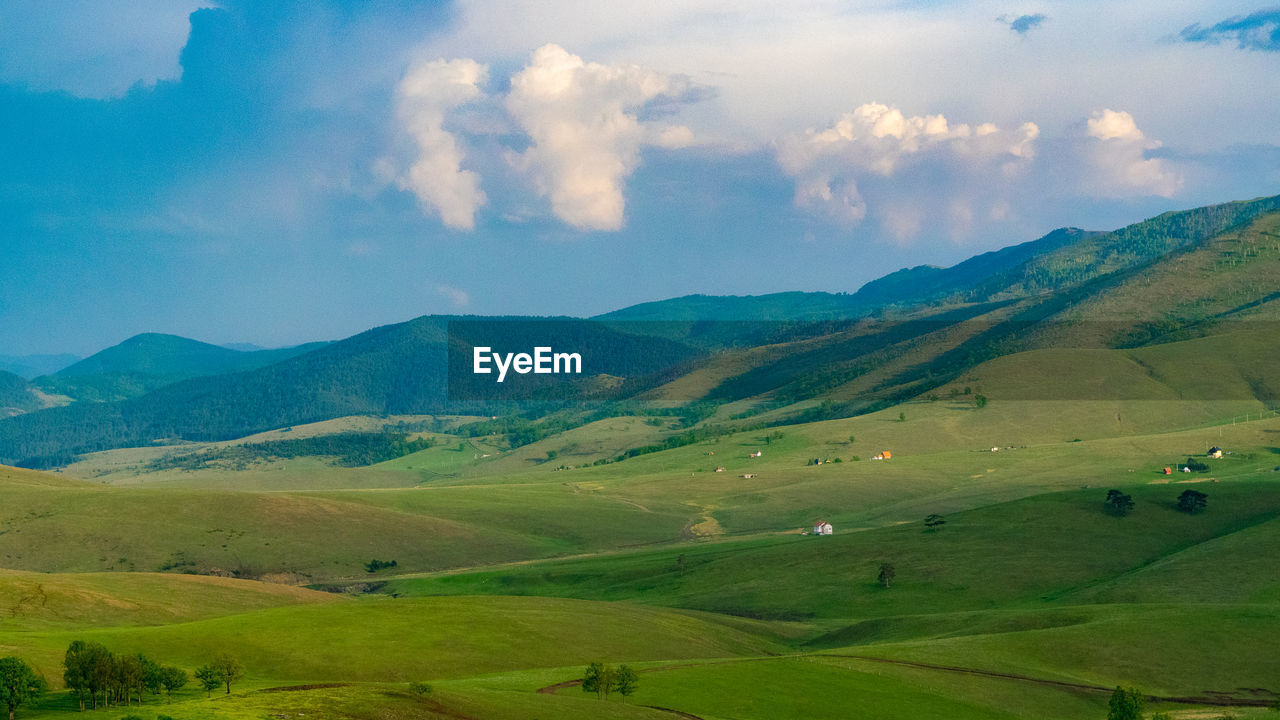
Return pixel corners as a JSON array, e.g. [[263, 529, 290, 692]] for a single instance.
[[34, 334, 331, 403]]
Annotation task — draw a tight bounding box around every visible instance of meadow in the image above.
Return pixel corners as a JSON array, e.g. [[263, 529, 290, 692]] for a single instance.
[[3, 320, 1280, 719]]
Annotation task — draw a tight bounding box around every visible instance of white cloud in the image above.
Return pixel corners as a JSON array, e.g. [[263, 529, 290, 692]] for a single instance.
[[1081, 109, 1182, 197], [396, 58, 489, 230], [436, 284, 470, 308], [776, 102, 1039, 237], [505, 44, 697, 231]]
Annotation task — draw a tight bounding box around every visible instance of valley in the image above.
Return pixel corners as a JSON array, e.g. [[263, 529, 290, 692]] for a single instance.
[[2, 197, 1280, 719]]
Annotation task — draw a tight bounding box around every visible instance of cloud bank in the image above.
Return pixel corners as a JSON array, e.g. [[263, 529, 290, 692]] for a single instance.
[[775, 103, 1039, 239]]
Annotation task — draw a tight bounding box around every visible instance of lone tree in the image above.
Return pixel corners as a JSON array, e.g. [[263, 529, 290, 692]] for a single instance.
[[158, 667, 187, 702], [1177, 489, 1208, 514], [193, 666, 221, 698], [924, 514, 946, 531], [1105, 489, 1135, 516], [210, 653, 243, 695], [877, 562, 896, 589], [614, 665, 639, 700], [1107, 686, 1145, 720], [0, 656, 46, 720]]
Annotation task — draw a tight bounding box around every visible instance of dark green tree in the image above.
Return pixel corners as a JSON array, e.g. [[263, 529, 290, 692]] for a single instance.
[[1107, 686, 1145, 720], [115, 655, 144, 706], [86, 646, 113, 708], [614, 665, 639, 699], [878, 562, 896, 589], [1177, 489, 1208, 514], [210, 653, 243, 695], [193, 666, 220, 698], [1105, 489, 1135, 516], [158, 667, 187, 702], [63, 641, 95, 712], [139, 655, 163, 699], [924, 514, 946, 531], [0, 657, 46, 720], [974, 394, 988, 409]]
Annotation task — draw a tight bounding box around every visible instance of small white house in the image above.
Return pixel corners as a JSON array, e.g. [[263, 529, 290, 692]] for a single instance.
[[813, 520, 833, 535]]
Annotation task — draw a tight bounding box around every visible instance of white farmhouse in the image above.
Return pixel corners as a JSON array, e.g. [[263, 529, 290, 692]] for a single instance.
[[813, 520, 833, 535]]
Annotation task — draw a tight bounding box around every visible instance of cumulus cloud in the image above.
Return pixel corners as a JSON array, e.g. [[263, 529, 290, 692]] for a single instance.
[[1081, 109, 1181, 197], [396, 58, 489, 230], [505, 44, 699, 231], [775, 103, 1039, 239], [1000, 13, 1048, 35], [1180, 9, 1280, 52]]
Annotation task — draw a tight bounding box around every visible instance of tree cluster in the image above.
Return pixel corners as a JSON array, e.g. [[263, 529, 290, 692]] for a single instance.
[[193, 654, 243, 696], [581, 663, 639, 701], [62, 642, 187, 711]]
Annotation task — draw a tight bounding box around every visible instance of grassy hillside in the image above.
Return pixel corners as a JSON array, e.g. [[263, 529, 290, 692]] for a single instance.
[[3, 595, 788, 684], [375, 478, 1280, 618], [0, 569, 340, 630]]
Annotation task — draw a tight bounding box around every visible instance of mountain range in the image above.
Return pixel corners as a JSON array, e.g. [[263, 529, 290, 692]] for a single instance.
[[3, 193, 1279, 468]]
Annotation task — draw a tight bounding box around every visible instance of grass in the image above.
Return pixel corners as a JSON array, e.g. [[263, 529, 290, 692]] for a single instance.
[[6, 319, 1280, 717], [0, 569, 340, 630], [376, 478, 1280, 620], [1, 595, 789, 685]]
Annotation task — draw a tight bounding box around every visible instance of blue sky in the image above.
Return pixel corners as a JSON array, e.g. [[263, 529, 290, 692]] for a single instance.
[[1, 0, 1278, 356]]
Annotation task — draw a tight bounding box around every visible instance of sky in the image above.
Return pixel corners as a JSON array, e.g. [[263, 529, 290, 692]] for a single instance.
[[1, 1, 1279, 356]]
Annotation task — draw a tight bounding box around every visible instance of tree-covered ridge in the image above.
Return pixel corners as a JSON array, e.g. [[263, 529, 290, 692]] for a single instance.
[[0, 318, 703, 467], [37, 335, 332, 404], [973, 194, 1280, 299], [0, 371, 42, 418]]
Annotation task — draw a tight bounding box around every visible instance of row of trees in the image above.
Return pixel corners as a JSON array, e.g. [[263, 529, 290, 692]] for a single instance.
[[63, 642, 186, 710], [63, 642, 243, 711]]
